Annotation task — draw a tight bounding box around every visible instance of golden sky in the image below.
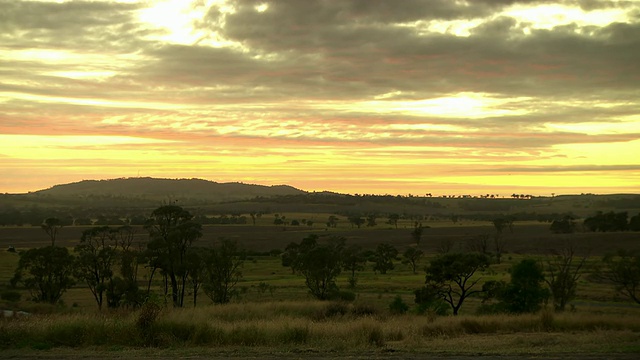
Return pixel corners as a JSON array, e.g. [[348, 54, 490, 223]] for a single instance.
[[1, 0, 639, 196]]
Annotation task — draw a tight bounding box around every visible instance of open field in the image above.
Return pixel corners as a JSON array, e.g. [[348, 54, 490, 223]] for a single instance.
[[2, 218, 639, 254]]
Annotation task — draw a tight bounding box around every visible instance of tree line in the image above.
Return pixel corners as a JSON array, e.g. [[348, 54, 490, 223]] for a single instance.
[[10, 205, 244, 309], [279, 234, 640, 315]]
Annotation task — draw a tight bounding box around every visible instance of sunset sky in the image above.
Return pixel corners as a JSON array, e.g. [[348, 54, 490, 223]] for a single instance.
[[1, 0, 639, 196]]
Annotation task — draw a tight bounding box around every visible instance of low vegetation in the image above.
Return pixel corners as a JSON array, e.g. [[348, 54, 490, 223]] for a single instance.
[[2, 302, 640, 353]]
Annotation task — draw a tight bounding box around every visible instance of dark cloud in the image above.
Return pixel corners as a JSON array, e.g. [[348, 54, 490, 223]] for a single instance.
[[0, 0, 150, 51]]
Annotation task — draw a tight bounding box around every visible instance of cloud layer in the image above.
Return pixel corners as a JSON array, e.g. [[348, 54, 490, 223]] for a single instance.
[[1, 0, 639, 195]]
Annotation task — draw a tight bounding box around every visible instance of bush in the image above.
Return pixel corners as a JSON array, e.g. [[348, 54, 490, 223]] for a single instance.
[[389, 295, 409, 315], [136, 296, 163, 345], [311, 302, 349, 321], [367, 326, 385, 347], [352, 303, 378, 317], [279, 326, 310, 344]]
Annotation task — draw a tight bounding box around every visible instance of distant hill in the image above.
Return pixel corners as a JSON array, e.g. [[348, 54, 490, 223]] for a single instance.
[[33, 177, 306, 203]]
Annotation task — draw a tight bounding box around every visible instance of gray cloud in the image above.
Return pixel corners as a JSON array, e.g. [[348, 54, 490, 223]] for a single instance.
[[0, 0, 149, 51], [1, 0, 639, 164]]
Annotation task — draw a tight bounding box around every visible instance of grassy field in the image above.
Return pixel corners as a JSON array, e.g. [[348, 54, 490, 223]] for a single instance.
[[1, 217, 639, 355]]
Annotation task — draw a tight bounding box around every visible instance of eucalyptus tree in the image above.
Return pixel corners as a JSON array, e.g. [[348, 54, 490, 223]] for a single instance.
[[145, 205, 202, 307], [423, 252, 490, 315], [11, 246, 76, 304], [75, 226, 118, 310]]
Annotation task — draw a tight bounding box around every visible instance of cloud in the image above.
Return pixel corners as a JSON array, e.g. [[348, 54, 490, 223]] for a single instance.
[[1, 0, 639, 194]]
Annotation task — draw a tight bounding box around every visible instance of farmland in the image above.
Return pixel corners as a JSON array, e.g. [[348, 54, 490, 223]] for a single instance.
[[1, 185, 640, 356]]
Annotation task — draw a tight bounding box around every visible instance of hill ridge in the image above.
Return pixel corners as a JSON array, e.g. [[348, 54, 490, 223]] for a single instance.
[[33, 177, 306, 203]]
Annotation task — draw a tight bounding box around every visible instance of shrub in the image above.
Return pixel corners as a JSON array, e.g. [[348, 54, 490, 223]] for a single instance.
[[136, 296, 164, 345], [389, 295, 409, 315], [352, 303, 378, 317], [540, 309, 555, 331], [367, 326, 385, 347], [310, 302, 350, 321], [279, 326, 310, 344]]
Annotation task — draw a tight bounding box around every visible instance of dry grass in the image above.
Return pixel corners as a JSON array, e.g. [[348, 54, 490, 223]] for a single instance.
[[2, 301, 640, 353]]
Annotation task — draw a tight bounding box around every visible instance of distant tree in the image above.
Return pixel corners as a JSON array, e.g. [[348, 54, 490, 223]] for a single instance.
[[327, 215, 339, 228], [411, 222, 424, 246], [387, 213, 400, 228], [422, 252, 490, 315], [281, 242, 300, 274], [544, 245, 587, 311], [373, 243, 398, 274], [450, 215, 459, 224], [403, 247, 424, 274], [110, 226, 144, 308], [466, 233, 491, 255], [550, 216, 576, 234], [41, 217, 63, 246], [286, 235, 344, 300], [11, 246, 76, 304], [348, 215, 365, 228], [600, 250, 640, 304], [342, 244, 366, 288], [185, 247, 206, 307], [145, 205, 202, 307], [203, 239, 245, 304], [584, 211, 628, 232], [492, 217, 513, 264], [366, 214, 377, 227]]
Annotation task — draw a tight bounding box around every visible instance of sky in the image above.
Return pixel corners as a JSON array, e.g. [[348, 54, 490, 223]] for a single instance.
[[1, 0, 639, 196]]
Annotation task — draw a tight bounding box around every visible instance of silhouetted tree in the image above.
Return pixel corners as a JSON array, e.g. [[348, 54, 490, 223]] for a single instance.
[[423, 252, 490, 315], [600, 250, 640, 304], [387, 213, 400, 228], [403, 247, 423, 274], [584, 211, 628, 232], [41, 217, 62, 246], [366, 214, 377, 227], [550, 216, 576, 234], [145, 205, 202, 307], [74, 226, 118, 310], [342, 244, 366, 288], [203, 239, 245, 304], [411, 222, 424, 247], [348, 215, 365, 228], [481, 259, 549, 314], [373, 243, 398, 274], [285, 235, 344, 300], [11, 246, 76, 304], [544, 244, 587, 311]]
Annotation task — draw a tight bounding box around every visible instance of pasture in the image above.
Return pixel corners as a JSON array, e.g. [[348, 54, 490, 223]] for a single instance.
[[1, 215, 640, 356]]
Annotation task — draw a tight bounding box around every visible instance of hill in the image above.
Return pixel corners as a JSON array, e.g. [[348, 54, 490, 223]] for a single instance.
[[0, 178, 305, 209], [36, 177, 304, 199]]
